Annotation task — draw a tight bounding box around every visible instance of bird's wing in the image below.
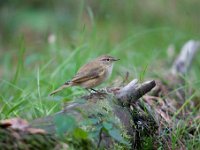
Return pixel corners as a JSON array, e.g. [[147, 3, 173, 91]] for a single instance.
[[71, 63, 104, 83]]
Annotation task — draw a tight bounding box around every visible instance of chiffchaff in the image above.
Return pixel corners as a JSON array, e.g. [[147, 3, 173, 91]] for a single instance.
[[50, 55, 119, 95]]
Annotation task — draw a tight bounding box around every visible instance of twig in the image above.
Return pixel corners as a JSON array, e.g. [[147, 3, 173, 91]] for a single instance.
[[97, 128, 103, 148]]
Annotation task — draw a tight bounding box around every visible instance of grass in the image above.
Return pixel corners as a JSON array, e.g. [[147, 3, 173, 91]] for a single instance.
[[0, 0, 200, 149]]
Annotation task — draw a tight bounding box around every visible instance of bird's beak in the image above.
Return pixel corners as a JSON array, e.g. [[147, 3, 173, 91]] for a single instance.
[[112, 58, 120, 61]]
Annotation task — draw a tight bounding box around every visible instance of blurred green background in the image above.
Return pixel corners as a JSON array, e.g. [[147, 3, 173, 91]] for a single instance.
[[0, 0, 200, 119]]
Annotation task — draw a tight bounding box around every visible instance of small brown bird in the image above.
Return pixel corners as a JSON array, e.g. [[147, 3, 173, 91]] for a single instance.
[[50, 55, 119, 95]]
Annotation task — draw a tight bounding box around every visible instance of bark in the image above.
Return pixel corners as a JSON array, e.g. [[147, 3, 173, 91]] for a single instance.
[[0, 119, 65, 150]]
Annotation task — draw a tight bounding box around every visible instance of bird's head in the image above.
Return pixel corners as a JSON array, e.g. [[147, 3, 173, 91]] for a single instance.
[[97, 55, 120, 67]]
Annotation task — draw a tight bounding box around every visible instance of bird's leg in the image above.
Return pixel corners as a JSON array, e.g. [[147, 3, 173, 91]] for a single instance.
[[91, 88, 99, 93], [86, 88, 92, 93], [91, 88, 107, 95]]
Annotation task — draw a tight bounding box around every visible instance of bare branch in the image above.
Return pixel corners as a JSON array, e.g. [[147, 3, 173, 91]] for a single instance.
[[115, 80, 156, 105]]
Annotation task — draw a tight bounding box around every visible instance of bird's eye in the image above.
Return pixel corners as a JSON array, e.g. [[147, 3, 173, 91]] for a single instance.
[[106, 59, 110, 61]]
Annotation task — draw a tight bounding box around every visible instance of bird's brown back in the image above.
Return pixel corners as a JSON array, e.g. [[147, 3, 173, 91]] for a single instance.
[[71, 61, 105, 83]]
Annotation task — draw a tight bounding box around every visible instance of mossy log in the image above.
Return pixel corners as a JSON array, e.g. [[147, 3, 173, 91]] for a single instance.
[[32, 80, 156, 149]]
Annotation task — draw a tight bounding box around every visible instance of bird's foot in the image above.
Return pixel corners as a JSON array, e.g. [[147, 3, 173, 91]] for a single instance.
[[85, 88, 107, 97], [91, 88, 107, 94]]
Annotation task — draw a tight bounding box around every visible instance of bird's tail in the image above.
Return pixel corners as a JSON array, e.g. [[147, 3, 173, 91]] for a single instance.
[[49, 81, 71, 96]]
